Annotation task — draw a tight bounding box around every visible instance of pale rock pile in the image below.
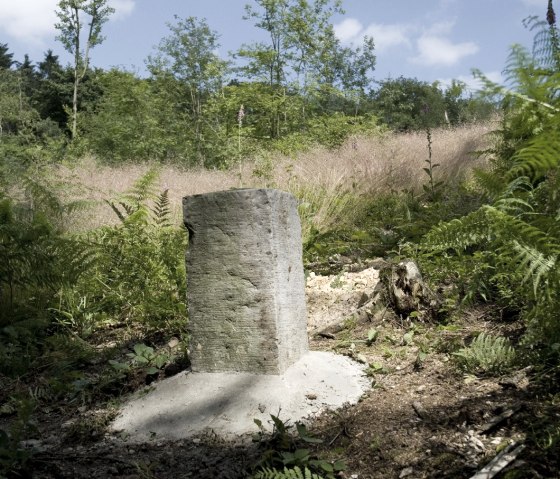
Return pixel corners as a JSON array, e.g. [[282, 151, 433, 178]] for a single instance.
[[305, 266, 381, 333]]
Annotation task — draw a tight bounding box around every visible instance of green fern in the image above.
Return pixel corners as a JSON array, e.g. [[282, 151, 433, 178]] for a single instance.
[[106, 168, 160, 223], [422, 13, 560, 348], [252, 466, 325, 479], [152, 189, 172, 227], [506, 131, 560, 181], [453, 333, 517, 375]]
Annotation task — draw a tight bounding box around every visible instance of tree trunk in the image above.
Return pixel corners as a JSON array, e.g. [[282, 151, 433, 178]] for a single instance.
[[72, 71, 79, 138]]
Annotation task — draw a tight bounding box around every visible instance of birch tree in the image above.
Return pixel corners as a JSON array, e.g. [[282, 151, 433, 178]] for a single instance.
[[55, 0, 114, 138]]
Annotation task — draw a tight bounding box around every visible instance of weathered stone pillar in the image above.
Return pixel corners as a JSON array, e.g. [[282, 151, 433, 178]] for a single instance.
[[183, 189, 308, 374]]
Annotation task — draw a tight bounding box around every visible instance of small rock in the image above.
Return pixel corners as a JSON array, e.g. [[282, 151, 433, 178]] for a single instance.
[[61, 419, 77, 429], [399, 467, 414, 478], [168, 337, 180, 348]]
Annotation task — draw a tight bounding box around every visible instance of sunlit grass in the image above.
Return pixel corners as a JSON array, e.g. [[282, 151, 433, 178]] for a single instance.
[[58, 121, 495, 239]]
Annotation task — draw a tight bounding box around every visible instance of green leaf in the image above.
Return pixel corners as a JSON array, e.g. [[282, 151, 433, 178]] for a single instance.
[[296, 423, 323, 444], [367, 328, 379, 344], [333, 460, 346, 471], [108, 360, 129, 371], [403, 331, 414, 345], [293, 448, 310, 461], [270, 414, 286, 434]]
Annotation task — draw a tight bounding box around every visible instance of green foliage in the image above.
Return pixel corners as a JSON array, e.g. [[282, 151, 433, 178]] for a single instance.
[[252, 415, 345, 479], [421, 15, 560, 350], [146, 15, 229, 164], [422, 128, 444, 201], [252, 466, 326, 479], [453, 333, 517, 375], [65, 170, 188, 330], [109, 343, 171, 375], [80, 69, 191, 163], [0, 167, 94, 376], [371, 77, 489, 132], [55, 0, 115, 137]]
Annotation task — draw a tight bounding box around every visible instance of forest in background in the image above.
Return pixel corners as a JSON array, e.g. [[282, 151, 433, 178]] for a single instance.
[[1, 0, 560, 477], [0, 0, 494, 169]]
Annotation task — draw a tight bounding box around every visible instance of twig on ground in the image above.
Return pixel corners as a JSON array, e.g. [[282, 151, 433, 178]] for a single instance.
[[479, 405, 522, 434]]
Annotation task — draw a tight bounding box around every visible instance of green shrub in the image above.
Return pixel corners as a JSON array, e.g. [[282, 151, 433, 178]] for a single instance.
[[59, 170, 188, 332]]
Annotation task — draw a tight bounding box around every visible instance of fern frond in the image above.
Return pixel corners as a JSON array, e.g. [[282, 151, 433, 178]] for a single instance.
[[123, 168, 159, 207], [251, 466, 324, 479], [475, 49, 559, 112], [424, 205, 559, 254], [152, 189, 172, 227], [524, 14, 560, 71], [453, 333, 516, 375], [511, 240, 557, 294], [472, 168, 507, 199], [20, 175, 63, 211], [423, 207, 493, 252], [106, 169, 160, 222], [489, 206, 560, 253], [507, 130, 560, 181]]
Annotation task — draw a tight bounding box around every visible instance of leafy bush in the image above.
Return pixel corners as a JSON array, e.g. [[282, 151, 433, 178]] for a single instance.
[[58, 169, 188, 331]]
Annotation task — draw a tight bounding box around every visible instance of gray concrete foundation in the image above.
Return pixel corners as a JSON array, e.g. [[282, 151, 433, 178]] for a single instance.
[[183, 189, 308, 374]]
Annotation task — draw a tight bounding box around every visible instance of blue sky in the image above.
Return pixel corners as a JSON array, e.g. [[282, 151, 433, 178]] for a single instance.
[[0, 0, 551, 92]]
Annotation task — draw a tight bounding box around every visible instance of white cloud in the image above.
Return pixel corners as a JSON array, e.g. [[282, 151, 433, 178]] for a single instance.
[[334, 18, 363, 44], [362, 23, 412, 52], [334, 18, 412, 52], [412, 35, 479, 66], [0, 1, 58, 45], [0, 0, 134, 47]]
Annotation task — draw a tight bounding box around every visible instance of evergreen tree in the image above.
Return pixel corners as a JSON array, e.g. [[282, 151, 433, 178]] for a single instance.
[[35, 50, 68, 128], [0, 43, 13, 69]]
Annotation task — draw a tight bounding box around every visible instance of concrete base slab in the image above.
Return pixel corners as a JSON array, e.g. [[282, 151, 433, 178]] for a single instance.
[[111, 352, 369, 442]]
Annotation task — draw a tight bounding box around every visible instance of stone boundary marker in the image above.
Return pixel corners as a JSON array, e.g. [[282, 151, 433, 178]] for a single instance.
[[183, 189, 308, 374]]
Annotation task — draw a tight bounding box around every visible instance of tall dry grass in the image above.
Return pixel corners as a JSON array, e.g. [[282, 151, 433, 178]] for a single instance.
[[59, 121, 495, 238]]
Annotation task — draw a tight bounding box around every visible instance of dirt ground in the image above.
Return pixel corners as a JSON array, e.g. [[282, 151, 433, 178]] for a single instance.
[[7, 265, 560, 479]]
